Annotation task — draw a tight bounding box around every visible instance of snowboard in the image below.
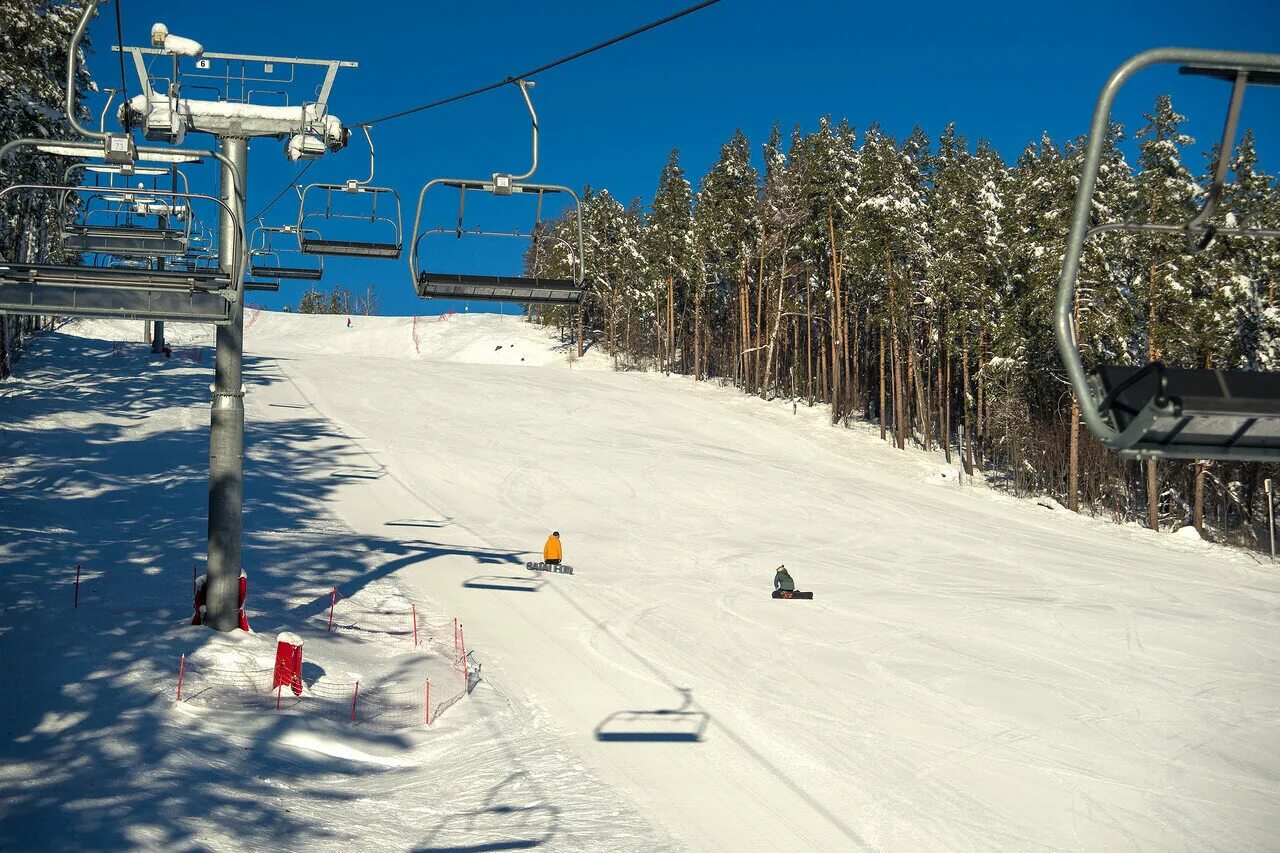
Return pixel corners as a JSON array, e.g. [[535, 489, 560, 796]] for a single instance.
[[527, 562, 575, 575], [772, 589, 813, 600]]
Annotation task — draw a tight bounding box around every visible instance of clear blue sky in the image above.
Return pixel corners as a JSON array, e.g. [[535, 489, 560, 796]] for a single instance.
[[83, 0, 1280, 317]]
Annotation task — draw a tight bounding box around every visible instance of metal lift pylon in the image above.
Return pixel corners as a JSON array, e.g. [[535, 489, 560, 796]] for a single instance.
[[23, 0, 357, 630]]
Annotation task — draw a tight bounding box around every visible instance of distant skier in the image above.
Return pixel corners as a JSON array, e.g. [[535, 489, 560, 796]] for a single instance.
[[346, 317, 352, 328], [543, 531, 563, 566]]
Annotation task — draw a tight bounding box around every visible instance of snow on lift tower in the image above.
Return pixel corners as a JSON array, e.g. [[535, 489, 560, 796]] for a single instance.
[[1056, 48, 1280, 462], [116, 23, 352, 158], [296, 126, 403, 259], [408, 80, 586, 306]]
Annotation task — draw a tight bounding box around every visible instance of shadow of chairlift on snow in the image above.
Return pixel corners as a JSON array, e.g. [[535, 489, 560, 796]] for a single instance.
[[384, 518, 449, 529], [594, 688, 709, 743], [414, 772, 560, 853], [328, 466, 386, 481], [462, 575, 545, 593]]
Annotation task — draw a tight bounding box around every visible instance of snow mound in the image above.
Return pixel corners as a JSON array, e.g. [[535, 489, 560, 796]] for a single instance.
[[59, 310, 609, 370]]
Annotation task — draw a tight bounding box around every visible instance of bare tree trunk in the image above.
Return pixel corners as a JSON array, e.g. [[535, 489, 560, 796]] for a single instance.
[[667, 274, 675, 373], [962, 340, 974, 475], [851, 307, 861, 414], [1069, 400, 1081, 512], [909, 327, 927, 449], [896, 324, 906, 445], [805, 279, 813, 405], [923, 321, 933, 453], [829, 300, 840, 421], [879, 326, 887, 441], [1147, 258, 1160, 531], [761, 269, 786, 399], [977, 329, 986, 460], [1194, 461, 1207, 535], [943, 336, 953, 464], [694, 274, 703, 381], [1146, 459, 1159, 531], [754, 243, 766, 392]]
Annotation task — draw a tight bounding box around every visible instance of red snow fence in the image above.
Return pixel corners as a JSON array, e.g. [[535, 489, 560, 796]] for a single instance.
[[173, 630, 479, 730], [71, 562, 207, 614], [411, 310, 456, 354], [319, 585, 424, 646]]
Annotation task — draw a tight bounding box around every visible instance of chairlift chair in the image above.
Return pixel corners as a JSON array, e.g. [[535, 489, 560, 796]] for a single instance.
[[408, 81, 585, 306], [58, 162, 194, 259], [1056, 48, 1280, 461], [249, 221, 323, 281], [297, 126, 402, 259], [0, 161, 246, 325]]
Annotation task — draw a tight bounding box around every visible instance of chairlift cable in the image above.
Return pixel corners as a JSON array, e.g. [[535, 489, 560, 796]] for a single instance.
[[114, 0, 131, 132], [352, 0, 726, 127], [249, 159, 315, 222]]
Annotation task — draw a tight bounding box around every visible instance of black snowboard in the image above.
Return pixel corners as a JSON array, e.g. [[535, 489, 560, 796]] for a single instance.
[[527, 561, 575, 575], [772, 589, 813, 600]]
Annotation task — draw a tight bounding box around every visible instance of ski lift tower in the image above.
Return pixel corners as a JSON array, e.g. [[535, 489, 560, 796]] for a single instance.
[[113, 21, 356, 630]]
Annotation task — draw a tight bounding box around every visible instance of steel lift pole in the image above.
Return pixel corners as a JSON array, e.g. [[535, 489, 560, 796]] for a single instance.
[[204, 136, 247, 631]]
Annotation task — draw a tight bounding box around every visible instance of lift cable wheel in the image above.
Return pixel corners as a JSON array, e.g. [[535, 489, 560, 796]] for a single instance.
[[408, 81, 586, 306], [1056, 48, 1280, 462], [297, 126, 403, 259]]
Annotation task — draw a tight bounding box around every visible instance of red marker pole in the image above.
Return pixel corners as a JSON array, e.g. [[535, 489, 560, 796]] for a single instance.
[[328, 587, 337, 632], [459, 626, 468, 694], [176, 653, 186, 700], [350, 681, 360, 724]]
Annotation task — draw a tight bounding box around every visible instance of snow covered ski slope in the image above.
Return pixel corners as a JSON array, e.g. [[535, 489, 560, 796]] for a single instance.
[[3, 312, 1279, 851]]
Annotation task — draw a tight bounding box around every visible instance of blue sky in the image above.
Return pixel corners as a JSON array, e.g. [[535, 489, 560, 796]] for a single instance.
[[83, 0, 1280, 316]]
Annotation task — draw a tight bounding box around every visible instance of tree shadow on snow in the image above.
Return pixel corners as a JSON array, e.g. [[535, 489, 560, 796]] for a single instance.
[[0, 331, 515, 851]]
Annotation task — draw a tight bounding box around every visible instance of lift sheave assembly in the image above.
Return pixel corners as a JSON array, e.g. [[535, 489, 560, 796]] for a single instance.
[[1056, 48, 1280, 462], [409, 81, 585, 306]]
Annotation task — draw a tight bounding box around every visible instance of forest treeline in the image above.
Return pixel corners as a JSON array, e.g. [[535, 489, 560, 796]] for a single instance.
[[526, 100, 1280, 549], [0, 0, 90, 377]]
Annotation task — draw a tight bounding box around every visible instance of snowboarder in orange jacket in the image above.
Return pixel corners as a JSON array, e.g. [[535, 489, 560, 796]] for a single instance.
[[543, 531, 563, 565]]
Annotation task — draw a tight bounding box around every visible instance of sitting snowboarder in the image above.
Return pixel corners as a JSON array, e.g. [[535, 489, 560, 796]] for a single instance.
[[543, 531, 562, 566], [772, 565, 812, 599]]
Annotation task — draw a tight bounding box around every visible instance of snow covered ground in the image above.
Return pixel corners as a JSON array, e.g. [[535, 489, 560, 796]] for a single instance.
[[2, 311, 1279, 851]]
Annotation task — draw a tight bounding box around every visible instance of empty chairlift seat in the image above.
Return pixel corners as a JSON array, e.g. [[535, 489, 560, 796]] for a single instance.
[[62, 223, 187, 257], [1056, 48, 1280, 461], [297, 128, 403, 260], [1092, 364, 1280, 459], [0, 262, 236, 323], [415, 271, 583, 305], [248, 223, 323, 281]]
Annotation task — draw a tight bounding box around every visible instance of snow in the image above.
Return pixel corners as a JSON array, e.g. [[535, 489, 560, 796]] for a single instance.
[[163, 35, 204, 58], [2, 311, 1279, 851], [124, 93, 344, 142]]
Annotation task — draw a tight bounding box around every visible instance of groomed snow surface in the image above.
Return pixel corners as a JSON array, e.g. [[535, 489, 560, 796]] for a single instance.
[[2, 311, 1279, 852]]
